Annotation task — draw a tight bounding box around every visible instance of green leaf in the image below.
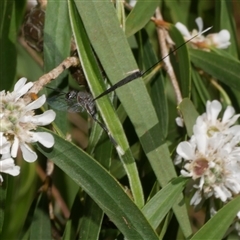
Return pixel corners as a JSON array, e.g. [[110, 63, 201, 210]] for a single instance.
[[191, 66, 211, 105], [29, 193, 52, 240], [125, 0, 161, 37], [37, 130, 158, 240], [169, 24, 191, 98], [116, 0, 126, 31], [189, 49, 240, 91], [164, 0, 191, 24], [44, 0, 72, 134], [78, 196, 103, 240], [142, 177, 188, 229], [0, 0, 17, 90], [71, 1, 192, 237], [78, 138, 112, 240], [215, 1, 239, 57], [16, 42, 43, 81], [1, 161, 38, 240], [136, 29, 168, 138], [179, 98, 199, 137], [63, 193, 82, 240], [0, 177, 8, 234], [191, 195, 240, 240], [151, 143, 192, 237], [69, 0, 144, 208]]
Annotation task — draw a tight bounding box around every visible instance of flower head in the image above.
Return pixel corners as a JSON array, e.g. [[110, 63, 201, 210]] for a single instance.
[[176, 100, 240, 206], [175, 17, 231, 50], [0, 77, 56, 164], [194, 100, 240, 138]]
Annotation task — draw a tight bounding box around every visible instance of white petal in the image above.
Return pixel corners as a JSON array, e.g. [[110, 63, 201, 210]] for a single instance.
[[21, 110, 56, 125], [226, 114, 240, 127], [180, 169, 192, 177], [195, 17, 203, 33], [1, 152, 11, 160], [190, 190, 202, 206], [11, 137, 19, 158], [207, 30, 231, 49], [195, 116, 207, 132], [217, 29, 230, 43], [14, 78, 27, 92], [31, 132, 55, 148], [222, 105, 235, 123], [228, 125, 240, 136], [15, 82, 33, 101], [210, 205, 217, 217], [175, 22, 191, 38], [174, 154, 182, 165], [0, 133, 11, 154], [25, 95, 46, 112], [0, 157, 15, 169], [226, 179, 240, 194], [207, 100, 222, 124], [175, 117, 184, 127], [4, 166, 20, 176], [199, 176, 205, 189], [0, 175, 3, 182], [176, 142, 195, 160], [20, 143, 37, 162], [193, 126, 207, 154], [214, 185, 230, 202], [129, 0, 137, 7], [0, 158, 20, 176]]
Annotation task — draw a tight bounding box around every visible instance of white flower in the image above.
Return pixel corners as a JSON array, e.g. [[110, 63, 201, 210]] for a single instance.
[[175, 17, 205, 43], [175, 17, 231, 50], [0, 77, 56, 162], [177, 132, 240, 205], [206, 30, 231, 49], [194, 100, 240, 138], [176, 100, 240, 206]]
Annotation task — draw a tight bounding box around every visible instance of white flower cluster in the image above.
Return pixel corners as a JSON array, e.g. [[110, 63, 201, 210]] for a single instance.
[[176, 100, 240, 206], [0, 78, 56, 182], [175, 17, 231, 50]]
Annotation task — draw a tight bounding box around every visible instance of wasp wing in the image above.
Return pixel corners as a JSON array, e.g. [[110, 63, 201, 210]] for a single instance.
[[47, 93, 83, 113]]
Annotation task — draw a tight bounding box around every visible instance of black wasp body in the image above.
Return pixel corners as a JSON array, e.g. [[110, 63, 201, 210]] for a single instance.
[[48, 89, 120, 151], [65, 90, 96, 118]]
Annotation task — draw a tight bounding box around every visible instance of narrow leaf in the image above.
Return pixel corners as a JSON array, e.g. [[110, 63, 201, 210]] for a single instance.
[[125, 0, 160, 37], [79, 139, 112, 240], [169, 24, 191, 98], [44, 0, 72, 134], [189, 49, 240, 91], [191, 195, 240, 240], [29, 194, 51, 240], [215, 1, 239, 56], [142, 177, 188, 229], [69, 0, 144, 208], [37, 129, 158, 240], [0, 0, 17, 90], [179, 98, 199, 137], [0, 177, 8, 234]]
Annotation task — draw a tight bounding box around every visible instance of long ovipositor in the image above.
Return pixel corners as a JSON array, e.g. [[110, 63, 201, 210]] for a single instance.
[[93, 27, 212, 102]]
